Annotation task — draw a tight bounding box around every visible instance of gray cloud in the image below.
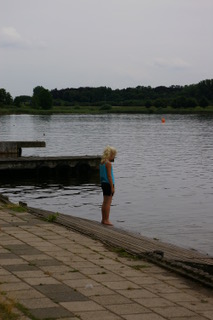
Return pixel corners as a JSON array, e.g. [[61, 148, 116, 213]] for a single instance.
[[0, 26, 46, 49], [0, 27, 30, 48], [153, 58, 190, 70]]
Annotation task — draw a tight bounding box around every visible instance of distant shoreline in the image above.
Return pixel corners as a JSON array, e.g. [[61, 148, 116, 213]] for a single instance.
[[1, 105, 213, 115]]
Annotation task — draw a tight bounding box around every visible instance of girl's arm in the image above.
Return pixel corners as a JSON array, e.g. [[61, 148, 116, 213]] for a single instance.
[[106, 161, 114, 195]]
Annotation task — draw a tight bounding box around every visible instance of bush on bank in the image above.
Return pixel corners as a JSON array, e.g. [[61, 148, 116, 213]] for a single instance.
[[1, 104, 213, 115]]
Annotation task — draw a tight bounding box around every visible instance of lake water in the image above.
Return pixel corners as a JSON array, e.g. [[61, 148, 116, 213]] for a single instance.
[[0, 114, 213, 256]]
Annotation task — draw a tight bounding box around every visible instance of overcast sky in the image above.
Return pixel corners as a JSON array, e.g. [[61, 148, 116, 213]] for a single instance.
[[1, 0, 213, 98]]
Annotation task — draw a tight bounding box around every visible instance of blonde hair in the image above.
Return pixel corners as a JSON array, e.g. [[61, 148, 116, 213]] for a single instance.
[[101, 145, 117, 164]]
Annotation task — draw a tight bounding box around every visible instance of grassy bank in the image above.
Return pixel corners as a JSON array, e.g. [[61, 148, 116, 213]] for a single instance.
[[1, 105, 213, 115]]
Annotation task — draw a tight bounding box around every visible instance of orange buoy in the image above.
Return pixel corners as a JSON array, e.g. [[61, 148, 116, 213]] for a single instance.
[[161, 118, 165, 123]]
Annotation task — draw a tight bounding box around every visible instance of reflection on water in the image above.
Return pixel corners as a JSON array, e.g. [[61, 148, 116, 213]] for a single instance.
[[0, 114, 213, 256], [0, 174, 101, 226]]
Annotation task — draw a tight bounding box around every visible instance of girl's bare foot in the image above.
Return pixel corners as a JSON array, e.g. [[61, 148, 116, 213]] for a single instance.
[[101, 220, 113, 226]]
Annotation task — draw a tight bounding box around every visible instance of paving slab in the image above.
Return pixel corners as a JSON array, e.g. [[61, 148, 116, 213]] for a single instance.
[[24, 276, 60, 285], [18, 297, 58, 309], [102, 280, 140, 290], [117, 288, 158, 299], [40, 290, 88, 303], [160, 292, 200, 302], [56, 271, 87, 281], [128, 275, 163, 285], [19, 253, 53, 261], [34, 283, 81, 294], [143, 282, 182, 294], [78, 284, 115, 297], [34, 283, 89, 302], [3, 264, 38, 272], [29, 259, 62, 266], [106, 302, 150, 315], [171, 317, 208, 320], [179, 300, 213, 311], [91, 293, 132, 306], [90, 272, 127, 283], [134, 297, 175, 307], [39, 265, 73, 273], [12, 270, 49, 278], [28, 306, 74, 319], [0, 258, 25, 266], [7, 289, 45, 300], [60, 300, 104, 312], [0, 274, 22, 283], [151, 306, 197, 318], [72, 267, 104, 275], [0, 282, 31, 292], [123, 314, 167, 320], [76, 310, 123, 320], [4, 244, 42, 255], [0, 268, 12, 275], [64, 278, 99, 289], [199, 311, 213, 319], [0, 252, 20, 259], [0, 239, 24, 245]]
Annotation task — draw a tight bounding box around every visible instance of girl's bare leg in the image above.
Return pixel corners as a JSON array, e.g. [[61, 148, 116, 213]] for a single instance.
[[101, 195, 113, 225]]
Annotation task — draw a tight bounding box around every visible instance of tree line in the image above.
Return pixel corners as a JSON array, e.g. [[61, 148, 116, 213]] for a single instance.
[[0, 86, 52, 109], [1, 79, 213, 110]]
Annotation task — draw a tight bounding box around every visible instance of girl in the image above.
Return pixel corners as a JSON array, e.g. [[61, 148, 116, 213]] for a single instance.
[[100, 145, 117, 225]]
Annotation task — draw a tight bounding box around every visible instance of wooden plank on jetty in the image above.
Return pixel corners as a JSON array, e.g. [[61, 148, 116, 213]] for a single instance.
[[0, 141, 45, 156], [0, 155, 101, 173], [20, 202, 213, 288]]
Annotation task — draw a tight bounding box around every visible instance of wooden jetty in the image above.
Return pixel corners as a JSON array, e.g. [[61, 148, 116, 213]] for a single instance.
[[18, 202, 213, 288], [0, 141, 101, 176], [0, 155, 101, 176]]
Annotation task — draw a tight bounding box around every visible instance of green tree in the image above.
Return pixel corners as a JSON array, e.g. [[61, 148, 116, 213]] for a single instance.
[[153, 98, 168, 108], [0, 88, 13, 105], [14, 95, 31, 107], [198, 97, 209, 107], [32, 86, 52, 109], [40, 89, 53, 109], [32, 86, 44, 108], [185, 98, 198, 108], [171, 96, 187, 108]]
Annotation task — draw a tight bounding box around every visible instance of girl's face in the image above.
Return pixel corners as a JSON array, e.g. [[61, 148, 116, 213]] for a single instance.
[[109, 153, 115, 162]]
